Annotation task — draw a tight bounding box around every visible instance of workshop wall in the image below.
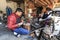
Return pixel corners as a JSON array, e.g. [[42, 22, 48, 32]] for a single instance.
[[0, 0, 18, 13], [7, 1, 17, 13], [0, 0, 7, 13]]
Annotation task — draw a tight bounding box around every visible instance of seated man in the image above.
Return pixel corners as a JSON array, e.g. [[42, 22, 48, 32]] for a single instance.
[[7, 8, 29, 36]]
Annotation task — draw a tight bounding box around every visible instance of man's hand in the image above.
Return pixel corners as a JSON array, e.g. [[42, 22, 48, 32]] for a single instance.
[[21, 19, 24, 22], [18, 22, 23, 26]]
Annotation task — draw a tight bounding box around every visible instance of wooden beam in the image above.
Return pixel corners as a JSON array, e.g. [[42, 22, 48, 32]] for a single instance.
[[39, 0, 48, 5], [49, 0, 53, 4], [37, 1, 46, 6], [58, 0, 60, 3], [31, 0, 42, 7], [37, 0, 46, 6], [35, 3, 41, 7], [36, 2, 43, 6], [31, 0, 46, 6], [54, 0, 59, 3], [45, 0, 50, 4], [30, 0, 40, 7], [44, 0, 49, 5]]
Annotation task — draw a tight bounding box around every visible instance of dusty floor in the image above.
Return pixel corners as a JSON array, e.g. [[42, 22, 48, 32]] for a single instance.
[[0, 22, 59, 40], [0, 23, 37, 40]]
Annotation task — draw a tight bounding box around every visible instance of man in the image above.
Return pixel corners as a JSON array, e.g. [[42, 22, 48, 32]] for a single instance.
[[7, 8, 29, 35]]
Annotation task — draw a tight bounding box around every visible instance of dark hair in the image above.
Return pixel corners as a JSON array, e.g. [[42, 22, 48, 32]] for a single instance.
[[0, 11, 3, 13], [46, 7, 52, 11], [36, 6, 43, 17], [15, 8, 25, 17], [15, 8, 23, 13], [37, 6, 43, 14]]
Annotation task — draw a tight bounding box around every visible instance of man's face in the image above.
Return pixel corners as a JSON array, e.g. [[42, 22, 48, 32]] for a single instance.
[[16, 11, 22, 17]]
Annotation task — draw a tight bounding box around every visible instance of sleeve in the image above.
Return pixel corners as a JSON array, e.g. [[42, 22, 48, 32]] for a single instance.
[[7, 17, 18, 29]]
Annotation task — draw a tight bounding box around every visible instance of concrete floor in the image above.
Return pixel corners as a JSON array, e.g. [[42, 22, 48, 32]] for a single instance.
[[0, 22, 59, 40], [0, 23, 37, 40]]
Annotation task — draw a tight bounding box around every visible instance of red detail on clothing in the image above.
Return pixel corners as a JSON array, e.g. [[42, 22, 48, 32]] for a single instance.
[[7, 13, 20, 30]]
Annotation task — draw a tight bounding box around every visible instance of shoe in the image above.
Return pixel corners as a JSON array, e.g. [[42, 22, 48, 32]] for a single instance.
[[14, 32, 21, 37]]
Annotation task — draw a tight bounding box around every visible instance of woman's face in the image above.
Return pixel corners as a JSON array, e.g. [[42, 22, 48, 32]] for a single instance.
[[42, 8, 46, 13]]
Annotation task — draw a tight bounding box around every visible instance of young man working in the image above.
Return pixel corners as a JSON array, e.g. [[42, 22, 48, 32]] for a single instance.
[[7, 8, 29, 36]]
